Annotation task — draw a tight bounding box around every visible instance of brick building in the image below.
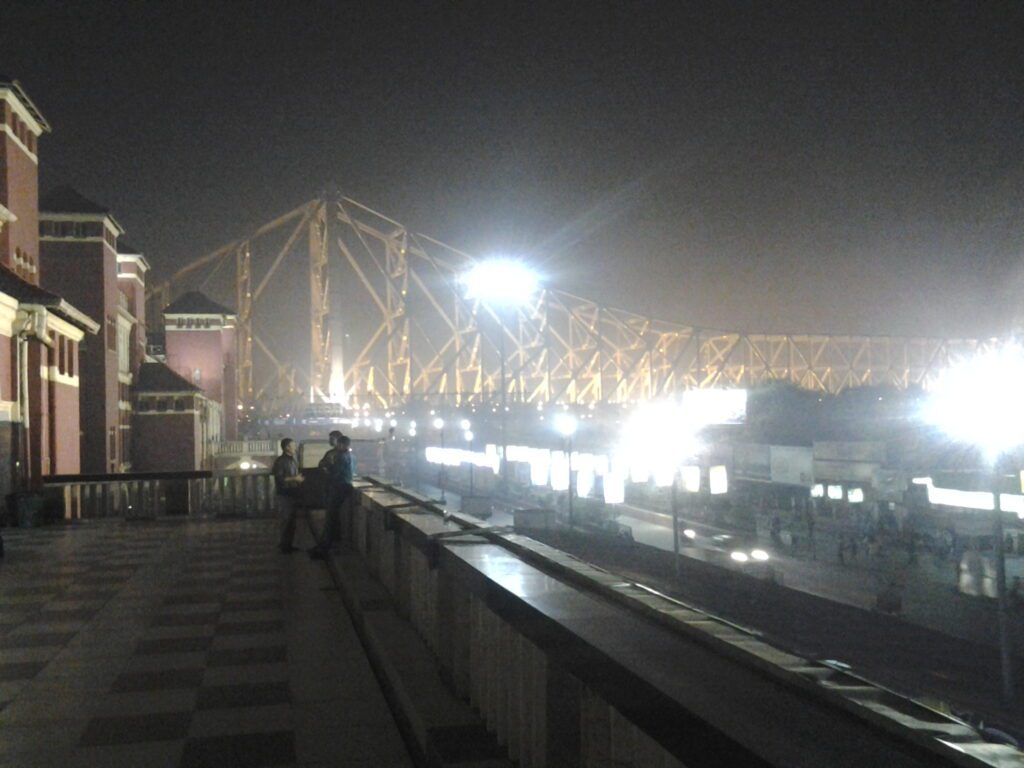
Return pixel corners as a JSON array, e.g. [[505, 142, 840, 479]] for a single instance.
[[0, 77, 98, 500], [163, 291, 238, 441], [132, 361, 219, 472], [0, 76, 45, 282], [39, 186, 146, 473]]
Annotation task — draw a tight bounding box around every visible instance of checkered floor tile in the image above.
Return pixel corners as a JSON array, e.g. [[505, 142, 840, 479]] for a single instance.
[[0, 517, 412, 767]]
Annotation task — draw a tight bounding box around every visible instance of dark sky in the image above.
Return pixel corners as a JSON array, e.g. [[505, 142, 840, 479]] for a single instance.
[[3, 1, 1023, 338]]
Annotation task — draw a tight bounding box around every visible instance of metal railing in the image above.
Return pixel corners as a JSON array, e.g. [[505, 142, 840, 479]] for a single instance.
[[215, 440, 276, 456], [43, 470, 278, 519]]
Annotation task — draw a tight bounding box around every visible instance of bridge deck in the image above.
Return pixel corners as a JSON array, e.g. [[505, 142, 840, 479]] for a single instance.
[[0, 517, 412, 767]]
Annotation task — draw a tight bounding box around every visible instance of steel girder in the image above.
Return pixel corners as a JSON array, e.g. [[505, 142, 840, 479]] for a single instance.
[[148, 194, 989, 409]]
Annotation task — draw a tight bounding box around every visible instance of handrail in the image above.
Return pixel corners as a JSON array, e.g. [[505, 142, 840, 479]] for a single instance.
[[44, 470, 214, 484]]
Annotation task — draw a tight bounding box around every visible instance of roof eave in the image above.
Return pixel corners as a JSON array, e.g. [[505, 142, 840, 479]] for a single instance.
[[1, 79, 51, 133], [55, 300, 100, 334]]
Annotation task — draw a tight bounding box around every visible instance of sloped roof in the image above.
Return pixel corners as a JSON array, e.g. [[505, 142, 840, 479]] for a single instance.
[[40, 185, 109, 215], [163, 291, 235, 316], [0, 266, 99, 333], [136, 361, 201, 393], [0, 76, 50, 132]]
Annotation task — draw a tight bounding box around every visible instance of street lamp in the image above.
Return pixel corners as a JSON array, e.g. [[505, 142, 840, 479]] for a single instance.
[[922, 343, 1024, 702], [622, 401, 702, 579], [433, 417, 446, 502], [462, 420, 475, 495], [461, 258, 540, 492], [554, 412, 578, 528]]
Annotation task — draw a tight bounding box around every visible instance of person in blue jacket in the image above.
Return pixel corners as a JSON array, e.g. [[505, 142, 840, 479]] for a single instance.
[[309, 433, 355, 559]]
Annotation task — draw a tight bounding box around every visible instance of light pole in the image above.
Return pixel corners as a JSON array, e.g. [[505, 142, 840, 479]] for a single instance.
[[554, 413, 578, 529], [433, 417, 446, 502], [461, 258, 540, 495], [461, 419, 474, 495], [923, 343, 1024, 703], [671, 472, 681, 579], [499, 325, 508, 492]]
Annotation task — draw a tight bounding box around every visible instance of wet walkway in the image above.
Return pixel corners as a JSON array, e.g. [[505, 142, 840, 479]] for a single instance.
[[0, 517, 413, 767]]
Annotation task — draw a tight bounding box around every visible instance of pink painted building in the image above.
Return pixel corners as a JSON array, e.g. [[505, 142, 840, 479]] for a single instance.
[[0, 76, 98, 499], [132, 361, 219, 472], [162, 291, 238, 441]]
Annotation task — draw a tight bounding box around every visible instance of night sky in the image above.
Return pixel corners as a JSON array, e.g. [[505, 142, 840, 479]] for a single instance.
[[3, 1, 1023, 338]]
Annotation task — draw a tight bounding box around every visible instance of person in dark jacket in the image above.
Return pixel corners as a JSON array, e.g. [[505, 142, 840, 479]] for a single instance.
[[273, 438, 304, 553], [310, 434, 355, 560]]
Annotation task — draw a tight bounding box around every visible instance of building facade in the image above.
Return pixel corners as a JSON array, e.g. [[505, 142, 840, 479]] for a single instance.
[[163, 291, 238, 441], [39, 187, 145, 474], [0, 76, 47, 283], [132, 361, 220, 472], [0, 77, 97, 501]]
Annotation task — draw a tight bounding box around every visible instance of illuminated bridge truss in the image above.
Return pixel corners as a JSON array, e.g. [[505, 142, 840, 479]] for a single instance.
[[150, 194, 990, 410]]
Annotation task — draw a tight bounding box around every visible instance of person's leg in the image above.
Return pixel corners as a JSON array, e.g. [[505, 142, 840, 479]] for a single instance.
[[312, 485, 350, 555], [314, 497, 339, 552], [332, 484, 353, 545], [277, 495, 297, 552]]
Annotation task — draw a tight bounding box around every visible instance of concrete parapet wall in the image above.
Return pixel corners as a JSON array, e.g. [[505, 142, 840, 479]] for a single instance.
[[346, 481, 1020, 768]]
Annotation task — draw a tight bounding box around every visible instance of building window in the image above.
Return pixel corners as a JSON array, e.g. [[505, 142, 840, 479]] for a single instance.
[[107, 316, 117, 351], [117, 321, 129, 374], [58, 337, 66, 375], [174, 398, 185, 412], [68, 341, 76, 377], [156, 398, 168, 412]]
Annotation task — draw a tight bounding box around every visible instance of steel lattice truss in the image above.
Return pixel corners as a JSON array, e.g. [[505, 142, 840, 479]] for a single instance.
[[149, 194, 991, 409]]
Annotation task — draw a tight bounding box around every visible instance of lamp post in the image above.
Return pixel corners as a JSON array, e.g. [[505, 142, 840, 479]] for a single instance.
[[461, 258, 540, 495], [461, 419, 474, 495], [923, 343, 1024, 703], [554, 413, 578, 529], [433, 417, 446, 502], [671, 472, 681, 579]]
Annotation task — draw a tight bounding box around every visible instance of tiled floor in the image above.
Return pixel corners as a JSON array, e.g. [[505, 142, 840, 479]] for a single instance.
[[0, 517, 413, 767]]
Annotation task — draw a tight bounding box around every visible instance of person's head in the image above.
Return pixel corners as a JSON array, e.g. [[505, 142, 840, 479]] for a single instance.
[[338, 435, 351, 451], [328, 430, 343, 447], [280, 438, 295, 456]]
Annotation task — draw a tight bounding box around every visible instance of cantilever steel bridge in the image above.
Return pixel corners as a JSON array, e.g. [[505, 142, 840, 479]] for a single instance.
[[148, 193, 991, 411]]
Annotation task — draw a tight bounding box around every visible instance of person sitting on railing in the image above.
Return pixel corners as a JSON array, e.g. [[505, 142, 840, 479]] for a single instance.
[[309, 433, 355, 560], [273, 438, 304, 554]]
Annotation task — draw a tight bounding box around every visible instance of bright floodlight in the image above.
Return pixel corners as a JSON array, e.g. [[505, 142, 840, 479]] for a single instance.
[[463, 430, 474, 442], [461, 258, 539, 306], [432, 417, 445, 430], [553, 412, 578, 437], [459, 418, 471, 431], [923, 344, 1024, 461]]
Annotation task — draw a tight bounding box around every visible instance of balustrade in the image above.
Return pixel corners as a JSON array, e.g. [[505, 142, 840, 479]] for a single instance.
[[42, 470, 278, 520]]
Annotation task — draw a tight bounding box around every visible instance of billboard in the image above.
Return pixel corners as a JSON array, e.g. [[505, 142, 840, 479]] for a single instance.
[[733, 443, 770, 481], [769, 445, 814, 487]]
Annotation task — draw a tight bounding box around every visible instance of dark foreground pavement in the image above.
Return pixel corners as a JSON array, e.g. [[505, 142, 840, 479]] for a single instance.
[[0, 517, 412, 768]]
